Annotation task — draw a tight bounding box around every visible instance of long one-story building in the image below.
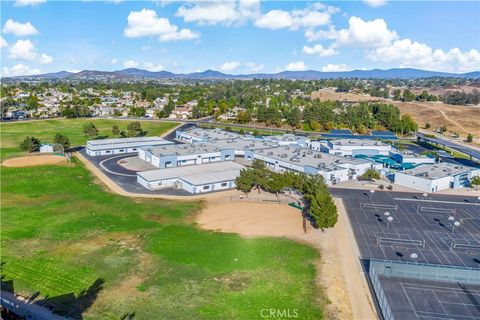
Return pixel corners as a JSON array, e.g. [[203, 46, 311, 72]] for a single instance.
[[175, 127, 243, 143], [307, 139, 392, 157], [138, 143, 235, 168], [394, 162, 480, 192], [205, 138, 277, 156], [247, 145, 374, 185], [86, 137, 172, 156], [137, 161, 244, 193]]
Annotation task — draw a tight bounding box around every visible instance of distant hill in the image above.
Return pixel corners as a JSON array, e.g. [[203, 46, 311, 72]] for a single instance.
[[5, 68, 480, 80]]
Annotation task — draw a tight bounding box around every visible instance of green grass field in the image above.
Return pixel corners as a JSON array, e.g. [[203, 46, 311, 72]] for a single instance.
[[0, 119, 325, 319], [0, 118, 179, 160]]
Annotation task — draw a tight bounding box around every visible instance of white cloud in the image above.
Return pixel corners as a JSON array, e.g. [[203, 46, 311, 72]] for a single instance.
[[219, 61, 241, 72], [123, 59, 140, 68], [176, 0, 260, 26], [363, 0, 387, 8], [144, 62, 164, 72], [255, 3, 338, 30], [321, 63, 349, 72], [0, 36, 7, 48], [304, 26, 338, 42], [124, 8, 200, 42], [2, 19, 38, 37], [302, 44, 337, 57], [367, 39, 480, 72], [2, 64, 41, 77], [285, 61, 307, 71], [110, 58, 118, 64], [14, 0, 46, 6], [254, 10, 293, 30], [159, 28, 199, 41], [38, 53, 53, 64], [335, 16, 398, 48], [8, 39, 53, 64], [9, 39, 37, 60], [245, 62, 265, 72], [141, 45, 150, 51]]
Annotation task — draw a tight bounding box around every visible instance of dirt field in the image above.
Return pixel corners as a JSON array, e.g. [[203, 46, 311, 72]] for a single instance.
[[2, 155, 67, 167], [311, 89, 382, 103], [198, 201, 377, 320], [311, 90, 480, 138]]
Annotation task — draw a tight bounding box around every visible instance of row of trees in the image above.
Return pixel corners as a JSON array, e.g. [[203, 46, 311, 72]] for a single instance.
[[19, 133, 70, 152], [249, 101, 418, 134], [235, 160, 338, 229], [442, 90, 480, 105], [82, 122, 146, 139]]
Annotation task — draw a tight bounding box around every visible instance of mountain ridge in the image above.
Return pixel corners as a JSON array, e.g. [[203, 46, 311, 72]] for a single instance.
[[5, 67, 480, 80]]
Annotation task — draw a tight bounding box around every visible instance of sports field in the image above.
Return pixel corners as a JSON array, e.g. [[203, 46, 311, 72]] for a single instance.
[[0, 119, 325, 319], [0, 118, 179, 160]]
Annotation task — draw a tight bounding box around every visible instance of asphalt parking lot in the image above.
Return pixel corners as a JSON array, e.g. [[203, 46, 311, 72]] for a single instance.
[[78, 149, 193, 196]]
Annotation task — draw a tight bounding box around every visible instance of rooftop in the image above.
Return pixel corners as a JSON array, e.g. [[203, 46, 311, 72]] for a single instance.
[[86, 136, 172, 151], [138, 161, 244, 184], [255, 145, 370, 172], [206, 138, 277, 151], [329, 139, 389, 147], [399, 163, 478, 179], [143, 142, 222, 157], [178, 128, 243, 141]]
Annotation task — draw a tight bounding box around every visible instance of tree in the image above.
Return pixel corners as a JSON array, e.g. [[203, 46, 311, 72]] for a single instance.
[[306, 187, 338, 229], [19, 136, 41, 152], [127, 121, 144, 137], [236, 111, 251, 124], [83, 122, 98, 138], [425, 123, 431, 129], [402, 89, 416, 102], [285, 107, 302, 127], [470, 176, 480, 189], [466, 133, 473, 143], [359, 169, 380, 181], [112, 125, 121, 137], [235, 169, 255, 194], [53, 133, 70, 150]]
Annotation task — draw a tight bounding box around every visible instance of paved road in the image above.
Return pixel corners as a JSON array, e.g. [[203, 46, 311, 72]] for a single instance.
[[417, 132, 480, 161]]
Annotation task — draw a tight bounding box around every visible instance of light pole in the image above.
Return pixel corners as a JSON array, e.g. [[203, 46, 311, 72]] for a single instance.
[[410, 253, 418, 264], [387, 216, 394, 229], [370, 189, 375, 200], [448, 216, 455, 223], [422, 193, 428, 202], [452, 221, 460, 234]]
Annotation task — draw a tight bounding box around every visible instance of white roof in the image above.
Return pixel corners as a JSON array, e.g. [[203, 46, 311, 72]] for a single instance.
[[87, 137, 172, 151], [138, 161, 244, 184], [400, 163, 478, 179]]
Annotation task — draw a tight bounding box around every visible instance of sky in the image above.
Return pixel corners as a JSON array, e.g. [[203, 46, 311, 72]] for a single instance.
[[1, 0, 479, 77]]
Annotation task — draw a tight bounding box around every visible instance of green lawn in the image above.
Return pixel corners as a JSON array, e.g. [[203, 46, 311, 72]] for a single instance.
[[0, 118, 179, 159], [0, 119, 325, 319]]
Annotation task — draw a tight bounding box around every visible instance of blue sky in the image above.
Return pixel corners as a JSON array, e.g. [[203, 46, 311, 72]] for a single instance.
[[1, 0, 479, 76]]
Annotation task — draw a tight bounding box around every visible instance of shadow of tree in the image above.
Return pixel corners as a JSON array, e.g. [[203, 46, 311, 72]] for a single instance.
[[1, 262, 105, 320], [39, 278, 105, 319]]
